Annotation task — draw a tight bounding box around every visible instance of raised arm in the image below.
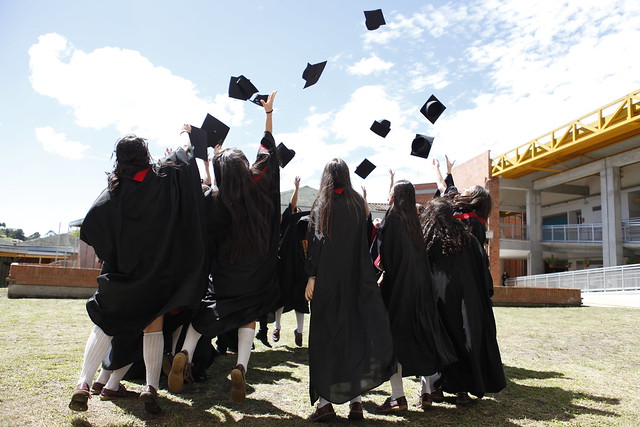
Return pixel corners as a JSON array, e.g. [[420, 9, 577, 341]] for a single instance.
[[291, 176, 301, 211], [362, 186, 371, 218], [432, 158, 447, 195], [261, 91, 277, 134]]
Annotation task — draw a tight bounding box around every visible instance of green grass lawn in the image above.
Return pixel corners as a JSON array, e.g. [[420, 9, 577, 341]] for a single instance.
[[0, 287, 639, 426]]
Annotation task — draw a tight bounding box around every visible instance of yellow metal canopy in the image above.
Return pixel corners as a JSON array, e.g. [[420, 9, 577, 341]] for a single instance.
[[491, 89, 640, 178]]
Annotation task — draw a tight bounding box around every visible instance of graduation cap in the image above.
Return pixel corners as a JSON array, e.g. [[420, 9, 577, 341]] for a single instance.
[[250, 94, 269, 106], [228, 75, 258, 101], [302, 61, 327, 88], [355, 158, 376, 179], [420, 94, 446, 124], [189, 114, 230, 160], [410, 134, 434, 159], [370, 119, 391, 138], [276, 142, 296, 168], [364, 9, 386, 31]]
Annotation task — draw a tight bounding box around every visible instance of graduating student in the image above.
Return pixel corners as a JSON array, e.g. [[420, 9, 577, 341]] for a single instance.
[[420, 197, 506, 404], [168, 91, 281, 403], [273, 176, 310, 347], [69, 133, 208, 414], [374, 180, 457, 413], [305, 158, 395, 422]]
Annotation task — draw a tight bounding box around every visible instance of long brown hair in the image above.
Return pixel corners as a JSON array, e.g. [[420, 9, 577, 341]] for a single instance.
[[213, 147, 273, 262], [108, 135, 152, 195], [453, 185, 492, 220], [309, 158, 365, 240], [389, 180, 423, 249], [421, 196, 470, 256]]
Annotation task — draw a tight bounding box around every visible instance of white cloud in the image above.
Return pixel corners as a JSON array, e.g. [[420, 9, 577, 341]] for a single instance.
[[36, 126, 90, 160], [347, 55, 394, 76], [28, 33, 245, 150]]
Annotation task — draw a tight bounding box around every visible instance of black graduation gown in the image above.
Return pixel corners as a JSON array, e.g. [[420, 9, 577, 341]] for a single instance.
[[277, 204, 310, 314], [428, 236, 506, 397], [306, 193, 396, 405], [80, 147, 208, 338], [192, 131, 281, 337], [377, 212, 457, 377]]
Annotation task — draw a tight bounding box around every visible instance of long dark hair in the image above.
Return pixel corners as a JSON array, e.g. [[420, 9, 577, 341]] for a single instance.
[[309, 158, 365, 240], [108, 135, 152, 195], [453, 185, 492, 220], [421, 196, 470, 256], [213, 147, 273, 262], [389, 180, 423, 249]]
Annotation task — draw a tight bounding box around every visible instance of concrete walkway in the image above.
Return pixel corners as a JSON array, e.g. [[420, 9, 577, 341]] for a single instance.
[[581, 290, 640, 308]]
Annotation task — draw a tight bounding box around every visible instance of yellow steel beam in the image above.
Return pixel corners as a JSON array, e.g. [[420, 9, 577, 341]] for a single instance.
[[491, 89, 640, 178]]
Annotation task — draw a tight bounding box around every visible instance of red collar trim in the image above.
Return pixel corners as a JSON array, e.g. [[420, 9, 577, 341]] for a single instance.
[[454, 212, 486, 225], [133, 167, 151, 182], [334, 188, 344, 194], [252, 165, 269, 184]]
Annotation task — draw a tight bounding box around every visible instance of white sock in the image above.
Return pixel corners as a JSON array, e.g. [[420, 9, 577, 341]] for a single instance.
[[143, 331, 164, 390], [420, 372, 441, 394], [350, 396, 362, 404], [171, 325, 183, 355], [95, 368, 112, 385], [390, 363, 404, 399], [295, 311, 305, 333], [274, 307, 284, 330], [105, 363, 132, 391], [318, 397, 330, 408], [181, 324, 202, 363], [236, 327, 255, 370], [78, 326, 113, 385]]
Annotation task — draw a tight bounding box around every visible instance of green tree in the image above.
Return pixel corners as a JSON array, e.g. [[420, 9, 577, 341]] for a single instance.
[[27, 232, 41, 240]]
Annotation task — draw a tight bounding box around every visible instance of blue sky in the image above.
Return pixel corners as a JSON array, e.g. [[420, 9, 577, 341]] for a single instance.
[[2, 0, 640, 236]]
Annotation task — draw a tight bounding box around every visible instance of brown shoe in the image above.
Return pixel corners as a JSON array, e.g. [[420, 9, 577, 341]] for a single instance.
[[374, 396, 408, 414], [294, 329, 303, 347], [168, 350, 188, 393], [431, 388, 445, 403], [456, 392, 472, 405], [140, 385, 162, 414], [272, 328, 280, 342], [348, 401, 364, 420], [416, 393, 432, 410], [161, 352, 174, 377], [230, 364, 246, 403], [99, 384, 139, 401], [307, 403, 336, 422], [69, 382, 90, 412], [90, 381, 105, 395]]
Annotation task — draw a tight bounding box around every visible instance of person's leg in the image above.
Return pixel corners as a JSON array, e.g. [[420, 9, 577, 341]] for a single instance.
[[92, 367, 112, 394], [69, 325, 113, 411], [272, 307, 284, 342], [308, 397, 336, 422], [375, 363, 407, 413], [100, 364, 138, 400], [294, 311, 304, 346], [230, 322, 255, 403], [255, 315, 272, 348], [168, 324, 201, 393], [390, 363, 405, 400], [348, 395, 364, 420], [140, 316, 164, 414]]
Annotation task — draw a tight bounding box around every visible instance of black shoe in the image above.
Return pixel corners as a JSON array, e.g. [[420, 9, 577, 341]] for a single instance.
[[308, 403, 336, 422], [256, 328, 272, 348], [348, 401, 364, 420], [294, 329, 303, 347], [69, 382, 90, 412], [374, 396, 408, 414], [456, 392, 472, 405], [140, 385, 162, 414], [416, 393, 432, 410]]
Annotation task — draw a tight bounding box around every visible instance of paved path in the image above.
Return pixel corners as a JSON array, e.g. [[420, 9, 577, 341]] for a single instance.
[[581, 290, 640, 308]]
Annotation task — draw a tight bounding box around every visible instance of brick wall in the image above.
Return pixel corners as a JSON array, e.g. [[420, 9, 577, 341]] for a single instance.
[[493, 286, 581, 306], [7, 263, 99, 288]]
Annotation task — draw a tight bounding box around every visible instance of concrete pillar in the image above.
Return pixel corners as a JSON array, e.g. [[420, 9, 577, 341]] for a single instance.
[[527, 189, 544, 275], [600, 164, 623, 266]]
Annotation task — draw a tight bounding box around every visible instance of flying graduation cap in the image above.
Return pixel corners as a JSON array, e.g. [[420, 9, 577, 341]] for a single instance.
[[410, 134, 434, 159], [364, 9, 386, 31], [250, 94, 269, 106], [276, 142, 296, 168], [370, 119, 391, 138], [302, 61, 327, 88], [189, 114, 230, 160], [355, 158, 376, 179], [229, 75, 259, 101], [420, 94, 446, 124]]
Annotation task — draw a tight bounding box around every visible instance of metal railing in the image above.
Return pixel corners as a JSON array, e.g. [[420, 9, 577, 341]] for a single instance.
[[623, 218, 640, 242], [512, 264, 640, 292], [542, 223, 602, 242], [500, 223, 528, 240]]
